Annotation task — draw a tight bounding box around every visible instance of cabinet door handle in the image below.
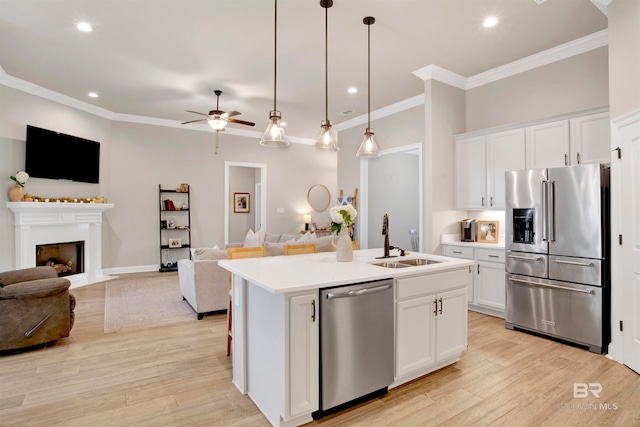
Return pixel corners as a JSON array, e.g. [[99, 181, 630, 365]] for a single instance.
[[434, 298, 438, 316], [564, 154, 568, 166], [453, 250, 462, 254], [311, 300, 316, 322], [438, 297, 443, 315], [577, 152, 581, 164], [488, 254, 499, 258], [482, 197, 485, 207], [490, 196, 493, 207], [477, 264, 480, 274]]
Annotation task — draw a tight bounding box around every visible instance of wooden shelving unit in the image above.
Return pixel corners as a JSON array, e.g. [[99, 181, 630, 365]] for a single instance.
[[159, 184, 191, 272]]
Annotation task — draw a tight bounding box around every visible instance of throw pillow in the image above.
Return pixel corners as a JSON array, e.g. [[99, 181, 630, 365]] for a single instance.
[[264, 239, 296, 256], [243, 229, 266, 247], [278, 233, 300, 243], [316, 235, 334, 252], [192, 247, 227, 261], [297, 232, 318, 244]]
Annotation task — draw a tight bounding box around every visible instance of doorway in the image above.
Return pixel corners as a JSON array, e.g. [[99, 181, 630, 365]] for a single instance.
[[224, 162, 267, 246], [359, 143, 422, 252]]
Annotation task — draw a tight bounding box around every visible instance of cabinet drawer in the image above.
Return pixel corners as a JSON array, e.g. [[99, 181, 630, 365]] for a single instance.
[[442, 245, 474, 260], [476, 248, 505, 263], [396, 269, 468, 300]]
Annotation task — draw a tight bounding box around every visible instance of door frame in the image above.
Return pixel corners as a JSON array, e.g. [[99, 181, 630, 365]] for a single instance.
[[224, 161, 267, 246], [359, 143, 423, 251]]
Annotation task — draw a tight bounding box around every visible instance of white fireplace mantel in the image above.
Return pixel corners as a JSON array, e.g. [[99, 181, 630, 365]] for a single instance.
[[7, 202, 115, 288]]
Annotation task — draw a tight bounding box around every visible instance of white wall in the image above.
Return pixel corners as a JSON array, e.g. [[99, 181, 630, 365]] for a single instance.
[[0, 85, 337, 272], [229, 165, 257, 243]]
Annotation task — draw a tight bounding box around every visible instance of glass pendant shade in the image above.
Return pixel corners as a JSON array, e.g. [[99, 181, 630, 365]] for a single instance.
[[356, 128, 381, 158], [314, 120, 339, 151], [208, 117, 226, 131], [260, 110, 290, 147]]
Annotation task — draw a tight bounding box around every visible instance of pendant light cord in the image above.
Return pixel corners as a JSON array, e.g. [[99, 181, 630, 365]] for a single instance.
[[325, 5, 329, 122], [273, 0, 278, 112], [367, 20, 371, 130]]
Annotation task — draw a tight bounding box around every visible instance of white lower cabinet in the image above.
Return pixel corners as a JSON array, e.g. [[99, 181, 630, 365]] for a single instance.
[[395, 268, 468, 382], [443, 244, 506, 317], [288, 293, 319, 418]]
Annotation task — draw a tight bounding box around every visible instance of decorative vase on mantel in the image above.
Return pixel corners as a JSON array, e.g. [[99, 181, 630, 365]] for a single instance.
[[335, 225, 353, 262], [8, 185, 24, 202]]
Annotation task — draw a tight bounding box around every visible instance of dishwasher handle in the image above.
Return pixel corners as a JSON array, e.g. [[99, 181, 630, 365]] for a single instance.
[[325, 283, 392, 300]]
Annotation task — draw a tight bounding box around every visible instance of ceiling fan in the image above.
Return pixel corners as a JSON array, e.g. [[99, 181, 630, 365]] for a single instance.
[[181, 90, 255, 153]]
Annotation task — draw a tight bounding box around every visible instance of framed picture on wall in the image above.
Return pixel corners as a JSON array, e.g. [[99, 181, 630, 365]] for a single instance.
[[234, 192, 250, 213]]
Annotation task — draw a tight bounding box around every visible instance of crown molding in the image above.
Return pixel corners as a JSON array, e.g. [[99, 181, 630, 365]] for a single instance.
[[591, 0, 614, 16], [333, 95, 424, 132], [0, 65, 116, 120], [411, 65, 467, 89], [466, 29, 608, 89]]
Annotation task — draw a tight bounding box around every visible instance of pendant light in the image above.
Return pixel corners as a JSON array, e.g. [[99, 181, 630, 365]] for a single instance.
[[260, 0, 290, 147], [313, 0, 339, 152], [356, 16, 381, 158]]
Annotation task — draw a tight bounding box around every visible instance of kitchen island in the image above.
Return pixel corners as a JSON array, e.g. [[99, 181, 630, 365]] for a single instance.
[[219, 248, 473, 427]]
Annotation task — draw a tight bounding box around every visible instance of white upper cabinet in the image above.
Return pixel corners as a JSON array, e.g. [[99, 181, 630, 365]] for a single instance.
[[570, 112, 611, 165], [455, 135, 486, 210], [455, 129, 524, 211], [525, 120, 570, 169], [486, 129, 526, 210]]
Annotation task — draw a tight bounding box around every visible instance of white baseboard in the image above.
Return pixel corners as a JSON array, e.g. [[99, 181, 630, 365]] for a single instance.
[[103, 264, 159, 276]]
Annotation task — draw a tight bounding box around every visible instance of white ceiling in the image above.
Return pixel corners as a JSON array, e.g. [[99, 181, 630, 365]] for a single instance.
[[0, 0, 607, 141]]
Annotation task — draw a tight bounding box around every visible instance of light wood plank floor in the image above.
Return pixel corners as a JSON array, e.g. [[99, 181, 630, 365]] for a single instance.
[[1, 273, 638, 426]]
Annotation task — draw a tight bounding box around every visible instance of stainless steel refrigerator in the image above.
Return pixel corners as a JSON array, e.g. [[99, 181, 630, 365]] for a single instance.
[[505, 163, 610, 353]]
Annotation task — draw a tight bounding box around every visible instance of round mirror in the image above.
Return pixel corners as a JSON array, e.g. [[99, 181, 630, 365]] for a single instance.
[[307, 184, 331, 212]]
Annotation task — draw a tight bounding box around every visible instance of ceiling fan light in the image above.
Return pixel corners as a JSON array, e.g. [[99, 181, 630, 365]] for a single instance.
[[208, 117, 227, 131], [314, 120, 339, 152], [260, 110, 290, 147], [356, 128, 381, 158]]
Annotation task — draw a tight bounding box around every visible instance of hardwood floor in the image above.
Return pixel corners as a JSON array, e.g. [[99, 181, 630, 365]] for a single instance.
[[1, 273, 638, 427]]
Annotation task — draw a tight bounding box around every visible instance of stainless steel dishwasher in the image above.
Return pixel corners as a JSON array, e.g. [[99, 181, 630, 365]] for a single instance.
[[315, 278, 394, 417]]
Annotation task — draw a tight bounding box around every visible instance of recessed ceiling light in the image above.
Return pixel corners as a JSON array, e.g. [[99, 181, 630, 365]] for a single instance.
[[88, 92, 99, 98], [483, 17, 498, 28], [76, 22, 93, 32], [348, 87, 358, 94]]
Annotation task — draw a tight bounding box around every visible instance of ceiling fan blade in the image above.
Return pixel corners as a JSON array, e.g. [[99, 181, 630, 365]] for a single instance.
[[186, 110, 211, 117], [228, 118, 256, 127], [225, 111, 241, 118], [181, 118, 209, 125]]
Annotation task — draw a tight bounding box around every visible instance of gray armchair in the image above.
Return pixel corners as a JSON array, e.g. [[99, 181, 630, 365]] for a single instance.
[[0, 266, 76, 352]]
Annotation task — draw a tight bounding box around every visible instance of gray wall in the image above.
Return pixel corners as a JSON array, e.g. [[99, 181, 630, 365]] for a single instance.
[[229, 166, 257, 243], [465, 47, 609, 131], [0, 85, 336, 272], [337, 105, 425, 245], [608, 0, 640, 120]]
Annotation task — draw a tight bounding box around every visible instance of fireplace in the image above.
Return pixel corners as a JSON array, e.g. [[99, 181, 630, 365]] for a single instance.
[[7, 201, 114, 288], [36, 241, 85, 277]]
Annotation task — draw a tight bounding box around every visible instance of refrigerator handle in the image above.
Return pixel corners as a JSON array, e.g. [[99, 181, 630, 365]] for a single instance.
[[549, 180, 556, 242], [541, 180, 548, 242]]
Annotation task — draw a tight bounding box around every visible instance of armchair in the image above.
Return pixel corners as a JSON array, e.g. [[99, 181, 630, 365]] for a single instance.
[[0, 266, 76, 352], [178, 248, 229, 320]]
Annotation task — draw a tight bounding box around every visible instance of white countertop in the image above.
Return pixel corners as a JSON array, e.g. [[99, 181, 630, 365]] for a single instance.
[[440, 233, 505, 249], [218, 248, 474, 294]]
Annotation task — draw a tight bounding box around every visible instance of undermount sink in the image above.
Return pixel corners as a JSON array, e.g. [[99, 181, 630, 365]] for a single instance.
[[371, 258, 442, 268], [371, 261, 411, 268], [399, 258, 441, 266]]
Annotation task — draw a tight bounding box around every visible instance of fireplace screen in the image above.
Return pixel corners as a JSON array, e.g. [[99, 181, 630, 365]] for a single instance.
[[35, 241, 85, 277]]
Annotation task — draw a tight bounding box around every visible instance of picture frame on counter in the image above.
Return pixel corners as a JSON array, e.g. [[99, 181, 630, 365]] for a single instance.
[[477, 220, 499, 244]]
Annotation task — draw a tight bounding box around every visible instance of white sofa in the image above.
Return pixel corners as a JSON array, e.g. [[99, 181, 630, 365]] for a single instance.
[[178, 248, 229, 320], [178, 232, 336, 319]]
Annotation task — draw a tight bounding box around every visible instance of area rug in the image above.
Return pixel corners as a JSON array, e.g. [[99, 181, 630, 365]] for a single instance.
[[104, 273, 194, 333]]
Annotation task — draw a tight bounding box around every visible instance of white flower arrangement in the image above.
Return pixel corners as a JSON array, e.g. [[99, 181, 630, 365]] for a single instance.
[[10, 171, 29, 188], [330, 203, 357, 235]]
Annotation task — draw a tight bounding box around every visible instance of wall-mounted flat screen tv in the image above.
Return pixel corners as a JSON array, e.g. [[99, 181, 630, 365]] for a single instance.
[[25, 125, 100, 184]]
